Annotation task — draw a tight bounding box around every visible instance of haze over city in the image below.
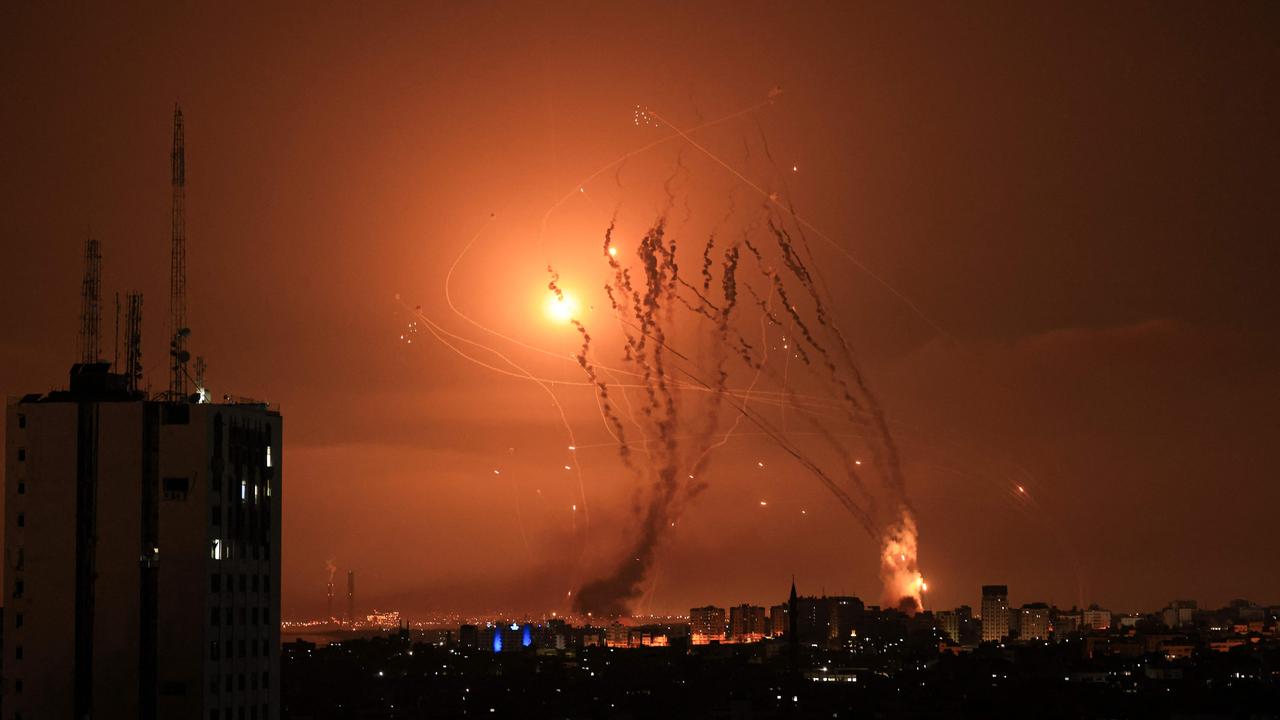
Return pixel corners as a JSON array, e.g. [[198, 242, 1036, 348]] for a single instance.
[[3, 0, 1277, 625]]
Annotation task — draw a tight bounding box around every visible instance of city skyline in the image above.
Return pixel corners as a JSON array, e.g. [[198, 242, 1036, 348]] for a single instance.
[[2, 2, 1278, 622]]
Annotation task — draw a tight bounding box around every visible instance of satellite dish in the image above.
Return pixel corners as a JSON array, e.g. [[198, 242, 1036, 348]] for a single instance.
[[178, 327, 191, 338], [176, 350, 191, 363]]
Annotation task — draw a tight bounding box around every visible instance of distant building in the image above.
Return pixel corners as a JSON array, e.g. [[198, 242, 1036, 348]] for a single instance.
[[935, 610, 960, 643], [794, 596, 832, 645], [981, 585, 1010, 642], [606, 621, 630, 647], [690, 606, 726, 644], [1162, 600, 1197, 628], [458, 624, 479, 647], [729, 605, 768, 642], [1082, 606, 1111, 631], [480, 622, 530, 652], [1055, 610, 1082, 636], [828, 597, 865, 643], [1019, 603, 1051, 641], [768, 604, 789, 637]]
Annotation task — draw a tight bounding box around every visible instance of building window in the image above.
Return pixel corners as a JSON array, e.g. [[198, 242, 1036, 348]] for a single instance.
[[17, 481, 24, 495], [13, 579, 24, 598], [212, 506, 222, 526], [15, 645, 22, 660], [211, 539, 223, 560], [15, 679, 22, 693], [15, 612, 23, 627], [211, 607, 220, 626], [265, 446, 272, 468], [210, 710, 218, 720], [210, 642, 218, 661], [211, 573, 221, 592], [252, 575, 259, 592], [16, 513, 24, 528], [17, 414, 25, 429], [17, 448, 25, 462]]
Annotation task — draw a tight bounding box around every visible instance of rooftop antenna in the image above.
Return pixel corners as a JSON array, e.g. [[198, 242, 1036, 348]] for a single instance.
[[78, 236, 103, 364], [193, 355, 207, 402], [125, 293, 143, 393], [168, 103, 190, 399]]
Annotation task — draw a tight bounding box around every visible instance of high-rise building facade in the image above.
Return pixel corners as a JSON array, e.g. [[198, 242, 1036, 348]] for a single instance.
[[1082, 606, 1111, 631], [728, 604, 768, 642], [4, 365, 282, 719], [980, 585, 1010, 643], [935, 610, 960, 642], [689, 606, 726, 644], [768, 603, 789, 637], [1162, 600, 1197, 628], [1019, 603, 1050, 641]]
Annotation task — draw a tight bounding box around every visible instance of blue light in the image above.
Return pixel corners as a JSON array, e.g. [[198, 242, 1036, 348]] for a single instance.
[[493, 631, 503, 653], [522, 625, 532, 647]]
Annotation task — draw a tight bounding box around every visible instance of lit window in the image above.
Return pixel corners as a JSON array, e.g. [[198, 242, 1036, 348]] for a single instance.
[[266, 446, 272, 468], [211, 539, 223, 560], [240, 480, 247, 501]]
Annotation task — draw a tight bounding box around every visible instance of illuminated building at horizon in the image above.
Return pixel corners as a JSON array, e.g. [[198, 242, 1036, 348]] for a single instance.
[[729, 605, 768, 643], [690, 606, 726, 644], [1019, 602, 1051, 641], [981, 585, 1010, 643]]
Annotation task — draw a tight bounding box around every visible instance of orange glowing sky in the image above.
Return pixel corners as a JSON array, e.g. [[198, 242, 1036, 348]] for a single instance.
[[1, 2, 1278, 618]]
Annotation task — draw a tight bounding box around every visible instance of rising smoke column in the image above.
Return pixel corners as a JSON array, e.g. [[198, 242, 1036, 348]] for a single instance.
[[572, 221, 748, 616]]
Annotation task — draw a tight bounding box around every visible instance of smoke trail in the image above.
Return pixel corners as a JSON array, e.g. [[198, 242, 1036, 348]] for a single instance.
[[574, 219, 740, 616], [766, 218, 922, 611]]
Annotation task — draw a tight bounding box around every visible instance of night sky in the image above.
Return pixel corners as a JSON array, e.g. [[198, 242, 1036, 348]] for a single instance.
[[1, 2, 1277, 619]]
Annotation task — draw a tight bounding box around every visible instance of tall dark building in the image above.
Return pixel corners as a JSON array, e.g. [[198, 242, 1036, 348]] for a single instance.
[[4, 366, 283, 719], [981, 585, 1010, 642], [2, 107, 282, 719]]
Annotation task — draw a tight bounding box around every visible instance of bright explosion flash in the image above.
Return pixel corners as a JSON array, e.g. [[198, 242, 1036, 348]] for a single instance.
[[880, 511, 924, 613], [544, 291, 578, 323]]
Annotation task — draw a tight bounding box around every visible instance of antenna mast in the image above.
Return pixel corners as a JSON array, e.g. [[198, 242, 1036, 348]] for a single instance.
[[168, 104, 190, 398], [78, 236, 102, 364], [125, 293, 144, 393]]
